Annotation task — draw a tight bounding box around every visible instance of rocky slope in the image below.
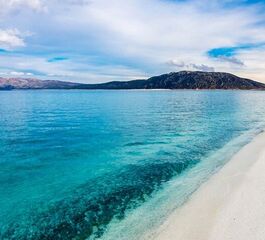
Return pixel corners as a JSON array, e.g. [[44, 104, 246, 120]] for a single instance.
[[0, 77, 82, 90], [81, 71, 265, 90], [1, 71, 265, 90]]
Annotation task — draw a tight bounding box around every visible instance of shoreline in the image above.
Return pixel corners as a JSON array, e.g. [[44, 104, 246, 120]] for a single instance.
[[1, 88, 264, 91], [153, 131, 265, 240]]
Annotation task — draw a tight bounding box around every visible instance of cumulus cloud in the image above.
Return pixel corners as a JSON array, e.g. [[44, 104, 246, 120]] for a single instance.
[[167, 60, 215, 72], [0, 29, 25, 50]]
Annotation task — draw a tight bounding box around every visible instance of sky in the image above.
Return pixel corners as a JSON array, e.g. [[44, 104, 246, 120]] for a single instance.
[[0, 0, 265, 83]]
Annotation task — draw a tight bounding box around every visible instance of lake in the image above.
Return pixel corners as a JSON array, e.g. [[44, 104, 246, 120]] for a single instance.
[[1, 90, 265, 239]]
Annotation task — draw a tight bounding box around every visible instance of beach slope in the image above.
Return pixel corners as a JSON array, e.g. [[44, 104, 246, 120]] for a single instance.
[[154, 131, 265, 240]]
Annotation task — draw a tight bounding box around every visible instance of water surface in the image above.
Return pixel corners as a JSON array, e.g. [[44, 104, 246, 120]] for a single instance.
[[0, 90, 265, 239]]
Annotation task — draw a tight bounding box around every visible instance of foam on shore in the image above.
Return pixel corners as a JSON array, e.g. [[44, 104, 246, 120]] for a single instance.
[[153, 131, 265, 240]]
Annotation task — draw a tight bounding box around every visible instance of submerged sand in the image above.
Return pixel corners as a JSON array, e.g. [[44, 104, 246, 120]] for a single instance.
[[153, 131, 265, 240]]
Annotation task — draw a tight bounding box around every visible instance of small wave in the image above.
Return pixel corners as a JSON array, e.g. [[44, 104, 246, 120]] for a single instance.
[[124, 141, 166, 147]]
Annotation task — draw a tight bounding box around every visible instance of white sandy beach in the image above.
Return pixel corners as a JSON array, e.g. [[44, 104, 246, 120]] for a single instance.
[[154, 131, 265, 240]]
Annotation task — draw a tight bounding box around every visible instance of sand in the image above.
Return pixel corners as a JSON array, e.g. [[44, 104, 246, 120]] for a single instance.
[[154, 131, 265, 240]]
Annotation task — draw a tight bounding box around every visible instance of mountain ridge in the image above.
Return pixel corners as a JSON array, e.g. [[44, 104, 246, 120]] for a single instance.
[[1, 71, 265, 90]]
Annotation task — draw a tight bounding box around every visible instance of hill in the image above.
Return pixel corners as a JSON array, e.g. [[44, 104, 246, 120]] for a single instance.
[[0, 77, 82, 90], [1, 71, 265, 90]]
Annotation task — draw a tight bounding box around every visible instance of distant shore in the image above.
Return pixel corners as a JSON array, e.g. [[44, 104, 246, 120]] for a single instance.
[[153, 131, 265, 240], [1, 71, 265, 90]]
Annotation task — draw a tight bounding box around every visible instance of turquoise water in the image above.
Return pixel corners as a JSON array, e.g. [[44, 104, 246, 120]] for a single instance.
[[0, 90, 265, 240]]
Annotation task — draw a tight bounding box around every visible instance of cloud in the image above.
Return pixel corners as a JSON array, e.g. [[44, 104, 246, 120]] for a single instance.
[[0, 29, 25, 50], [0, 54, 147, 83], [56, 0, 91, 5], [167, 60, 215, 72], [217, 56, 244, 66], [190, 64, 215, 72], [0, 70, 33, 77], [10, 71, 33, 76], [167, 60, 186, 68], [51, 0, 264, 80], [0, 0, 46, 14], [229, 45, 265, 82], [1, 0, 265, 82], [207, 44, 265, 66]]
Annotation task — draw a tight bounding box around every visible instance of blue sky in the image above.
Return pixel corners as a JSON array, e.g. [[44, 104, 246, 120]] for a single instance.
[[0, 0, 265, 83]]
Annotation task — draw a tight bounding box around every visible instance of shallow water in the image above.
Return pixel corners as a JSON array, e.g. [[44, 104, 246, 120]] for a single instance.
[[0, 90, 265, 239]]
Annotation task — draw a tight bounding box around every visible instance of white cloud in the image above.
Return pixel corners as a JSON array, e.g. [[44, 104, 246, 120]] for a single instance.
[[82, 1, 261, 54], [231, 47, 265, 82], [0, 28, 25, 50], [0, 54, 147, 83], [56, 0, 91, 5], [51, 0, 265, 77], [216, 56, 245, 66], [0, 0, 46, 14], [0, 70, 33, 77], [167, 60, 215, 72], [1, 0, 265, 82], [9, 71, 33, 76]]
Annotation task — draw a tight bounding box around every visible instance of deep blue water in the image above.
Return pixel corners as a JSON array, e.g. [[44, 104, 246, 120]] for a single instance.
[[0, 90, 265, 240]]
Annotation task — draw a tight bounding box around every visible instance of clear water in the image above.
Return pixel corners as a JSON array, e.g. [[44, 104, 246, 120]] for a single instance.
[[0, 90, 265, 240]]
